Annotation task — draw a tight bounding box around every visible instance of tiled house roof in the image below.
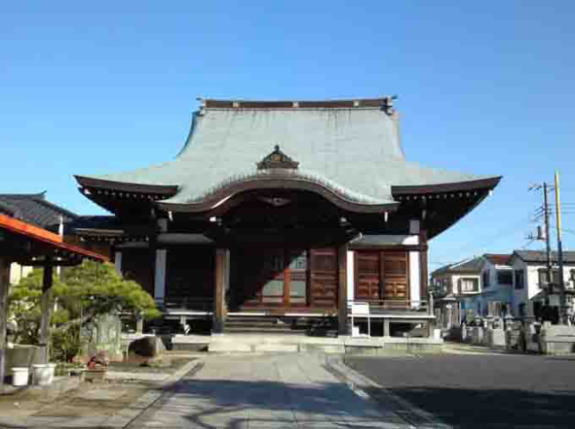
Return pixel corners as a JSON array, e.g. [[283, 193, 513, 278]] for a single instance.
[[0, 192, 77, 231]]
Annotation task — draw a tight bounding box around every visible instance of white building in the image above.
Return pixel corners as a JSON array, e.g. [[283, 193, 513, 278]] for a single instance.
[[509, 250, 575, 321], [433, 251, 575, 326]]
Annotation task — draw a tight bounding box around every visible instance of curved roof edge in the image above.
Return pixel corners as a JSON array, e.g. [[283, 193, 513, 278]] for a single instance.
[[392, 176, 502, 195], [75, 175, 179, 195], [157, 173, 399, 214]]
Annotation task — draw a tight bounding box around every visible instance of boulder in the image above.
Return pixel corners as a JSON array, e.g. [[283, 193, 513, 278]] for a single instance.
[[128, 336, 166, 358]]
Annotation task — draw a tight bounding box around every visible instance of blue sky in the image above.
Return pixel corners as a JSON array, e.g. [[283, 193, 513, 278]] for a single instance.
[[1, 1, 574, 268]]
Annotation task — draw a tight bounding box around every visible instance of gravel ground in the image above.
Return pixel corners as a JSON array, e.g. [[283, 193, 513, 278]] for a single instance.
[[345, 353, 575, 428]]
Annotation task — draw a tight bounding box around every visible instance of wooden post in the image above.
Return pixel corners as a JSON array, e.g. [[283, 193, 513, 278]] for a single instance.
[[338, 244, 349, 336], [213, 248, 228, 334], [39, 260, 54, 364], [0, 258, 11, 385], [419, 230, 429, 303]]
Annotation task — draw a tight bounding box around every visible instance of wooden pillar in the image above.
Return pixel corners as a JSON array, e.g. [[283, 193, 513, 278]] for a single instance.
[[419, 230, 429, 302], [39, 260, 54, 364], [213, 248, 229, 334], [0, 258, 11, 385], [338, 244, 349, 336]]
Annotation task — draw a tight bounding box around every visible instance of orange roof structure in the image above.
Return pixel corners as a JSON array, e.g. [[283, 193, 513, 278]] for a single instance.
[[0, 213, 107, 264]]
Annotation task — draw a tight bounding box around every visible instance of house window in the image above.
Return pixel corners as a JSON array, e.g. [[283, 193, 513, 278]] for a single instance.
[[459, 278, 479, 293], [482, 270, 490, 288], [497, 270, 513, 285], [514, 269, 525, 290], [538, 269, 560, 287]]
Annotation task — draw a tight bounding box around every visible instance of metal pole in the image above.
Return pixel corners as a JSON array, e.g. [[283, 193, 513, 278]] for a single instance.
[[554, 171, 567, 325]]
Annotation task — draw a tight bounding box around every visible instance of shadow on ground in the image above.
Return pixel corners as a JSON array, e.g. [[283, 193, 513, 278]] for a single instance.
[[130, 376, 399, 429], [371, 386, 575, 428]]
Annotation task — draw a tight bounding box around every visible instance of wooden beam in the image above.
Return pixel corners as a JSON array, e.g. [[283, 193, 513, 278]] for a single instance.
[[0, 258, 11, 385], [338, 244, 349, 335], [39, 260, 54, 364], [213, 248, 228, 334]]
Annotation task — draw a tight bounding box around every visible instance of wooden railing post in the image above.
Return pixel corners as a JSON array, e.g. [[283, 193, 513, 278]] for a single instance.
[[0, 258, 11, 385], [39, 258, 54, 364]]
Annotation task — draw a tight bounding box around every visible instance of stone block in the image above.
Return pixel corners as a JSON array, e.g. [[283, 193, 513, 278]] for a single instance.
[[208, 342, 253, 353], [128, 336, 166, 358], [255, 343, 299, 353]]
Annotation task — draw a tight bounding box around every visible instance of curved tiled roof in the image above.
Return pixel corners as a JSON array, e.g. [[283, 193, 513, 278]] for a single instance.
[[76, 98, 500, 212]]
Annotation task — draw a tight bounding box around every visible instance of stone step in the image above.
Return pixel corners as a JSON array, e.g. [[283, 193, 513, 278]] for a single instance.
[[224, 327, 305, 335]]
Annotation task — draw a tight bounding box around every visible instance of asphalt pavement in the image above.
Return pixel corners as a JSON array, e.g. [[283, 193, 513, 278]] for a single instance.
[[345, 353, 575, 428]]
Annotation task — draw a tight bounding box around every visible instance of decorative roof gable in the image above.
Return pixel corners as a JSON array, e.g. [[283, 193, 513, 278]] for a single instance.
[[257, 145, 299, 170]]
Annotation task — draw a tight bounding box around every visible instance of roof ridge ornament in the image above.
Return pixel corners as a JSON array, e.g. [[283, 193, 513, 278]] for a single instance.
[[257, 145, 299, 170]]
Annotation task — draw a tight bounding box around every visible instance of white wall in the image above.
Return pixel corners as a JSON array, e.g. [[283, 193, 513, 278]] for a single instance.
[[346, 250, 354, 301], [114, 251, 123, 274], [154, 249, 167, 302], [450, 274, 482, 295], [9, 263, 33, 285], [409, 251, 421, 303]]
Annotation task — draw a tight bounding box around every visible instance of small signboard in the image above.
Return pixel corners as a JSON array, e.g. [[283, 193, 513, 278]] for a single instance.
[[350, 301, 370, 316]]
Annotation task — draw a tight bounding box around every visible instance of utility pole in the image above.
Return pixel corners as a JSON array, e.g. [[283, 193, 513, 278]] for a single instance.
[[530, 183, 553, 306], [554, 171, 567, 324], [542, 183, 552, 305]]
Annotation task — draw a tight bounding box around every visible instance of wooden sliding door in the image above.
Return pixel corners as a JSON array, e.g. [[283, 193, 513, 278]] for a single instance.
[[233, 246, 339, 310], [354, 250, 409, 302]]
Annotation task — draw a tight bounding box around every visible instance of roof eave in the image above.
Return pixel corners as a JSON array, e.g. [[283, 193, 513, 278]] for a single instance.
[[75, 175, 179, 195], [392, 176, 502, 195]]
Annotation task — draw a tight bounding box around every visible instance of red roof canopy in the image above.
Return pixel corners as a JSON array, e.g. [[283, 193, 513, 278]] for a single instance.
[[0, 213, 107, 264]]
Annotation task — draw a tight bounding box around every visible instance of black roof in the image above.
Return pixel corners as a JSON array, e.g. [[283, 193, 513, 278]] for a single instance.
[[513, 250, 575, 264], [0, 192, 78, 230]]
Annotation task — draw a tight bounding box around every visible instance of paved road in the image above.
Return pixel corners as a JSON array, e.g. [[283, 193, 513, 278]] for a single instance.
[[128, 353, 410, 428], [346, 353, 575, 428]]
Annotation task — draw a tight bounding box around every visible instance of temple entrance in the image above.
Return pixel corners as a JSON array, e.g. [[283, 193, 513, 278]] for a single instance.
[[231, 247, 308, 308], [229, 246, 339, 311]]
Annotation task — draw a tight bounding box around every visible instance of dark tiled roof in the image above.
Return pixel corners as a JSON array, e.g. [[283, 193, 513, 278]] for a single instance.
[[514, 250, 575, 264], [432, 257, 484, 276], [484, 253, 512, 266], [0, 192, 77, 230]]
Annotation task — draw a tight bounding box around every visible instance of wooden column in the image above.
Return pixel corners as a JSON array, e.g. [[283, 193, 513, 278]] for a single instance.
[[419, 230, 429, 302], [39, 260, 54, 364], [338, 244, 349, 336], [213, 248, 229, 334], [0, 258, 11, 385]]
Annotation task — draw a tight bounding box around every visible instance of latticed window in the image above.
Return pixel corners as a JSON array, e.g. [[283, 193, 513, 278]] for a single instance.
[[460, 277, 479, 293], [538, 269, 560, 287]]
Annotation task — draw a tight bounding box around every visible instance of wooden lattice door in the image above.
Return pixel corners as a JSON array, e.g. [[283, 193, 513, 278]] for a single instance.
[[354, 250, 409, 302]]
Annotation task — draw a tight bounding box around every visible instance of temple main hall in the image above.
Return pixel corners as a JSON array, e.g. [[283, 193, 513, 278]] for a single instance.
[[73, 97, 500, 337]]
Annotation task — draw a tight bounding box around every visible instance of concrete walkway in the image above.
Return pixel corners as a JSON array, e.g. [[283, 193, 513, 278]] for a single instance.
[[128, 353, 411, 428]]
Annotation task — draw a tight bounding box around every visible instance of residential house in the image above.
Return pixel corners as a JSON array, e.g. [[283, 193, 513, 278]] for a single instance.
[[431, 256, 484, 329], [433, 250, 575, 327], [509, 250, 575, 322]]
